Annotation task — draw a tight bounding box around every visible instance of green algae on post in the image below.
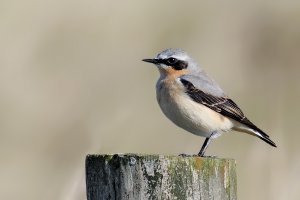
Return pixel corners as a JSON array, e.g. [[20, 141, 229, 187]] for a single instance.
[[86, 154, 237, 200]]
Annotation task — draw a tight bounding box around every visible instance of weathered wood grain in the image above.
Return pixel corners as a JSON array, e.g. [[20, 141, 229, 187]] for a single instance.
[[86, 154, 236, 200]]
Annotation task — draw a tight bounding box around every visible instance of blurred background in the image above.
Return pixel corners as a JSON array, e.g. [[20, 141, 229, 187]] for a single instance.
[[1, 1, 299, 199]]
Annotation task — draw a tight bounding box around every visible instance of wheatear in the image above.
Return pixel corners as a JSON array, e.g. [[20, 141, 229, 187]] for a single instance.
[[143, 48, 276, 156]]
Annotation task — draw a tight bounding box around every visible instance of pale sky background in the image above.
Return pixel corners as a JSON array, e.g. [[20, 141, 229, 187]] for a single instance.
[[1, 1, 300, 200]]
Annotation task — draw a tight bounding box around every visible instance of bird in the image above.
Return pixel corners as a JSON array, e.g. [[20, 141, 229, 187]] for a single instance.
[[142, 48, 276, 156]]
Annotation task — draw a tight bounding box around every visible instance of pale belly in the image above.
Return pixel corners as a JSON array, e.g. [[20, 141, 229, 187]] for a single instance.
[[156, 79, 234, 138]]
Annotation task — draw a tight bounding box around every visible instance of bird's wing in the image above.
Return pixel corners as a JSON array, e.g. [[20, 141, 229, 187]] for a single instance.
[[180, 78, 252, 123], [180, 73, 226, 97], [179, 78, 269, 137], [179, 77, 276, 147]]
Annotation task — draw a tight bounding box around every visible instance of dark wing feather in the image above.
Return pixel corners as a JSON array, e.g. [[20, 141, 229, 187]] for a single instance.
[[180, 79, 252, 125], [180, 78, 276, 147], [180, 79, 272, 138]]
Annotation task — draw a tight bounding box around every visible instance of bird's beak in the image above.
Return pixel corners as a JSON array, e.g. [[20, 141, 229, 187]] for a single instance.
[[142, 58, 159, 64]]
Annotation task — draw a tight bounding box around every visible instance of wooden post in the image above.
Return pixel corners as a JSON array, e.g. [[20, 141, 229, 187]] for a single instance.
[[86, 154, 237, 200]]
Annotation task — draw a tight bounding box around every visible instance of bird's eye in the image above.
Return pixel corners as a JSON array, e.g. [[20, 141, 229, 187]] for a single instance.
[[167, 57, 178, 65]]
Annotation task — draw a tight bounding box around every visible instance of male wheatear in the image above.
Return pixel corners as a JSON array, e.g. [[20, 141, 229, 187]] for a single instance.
[[143, 48, 276, 156]]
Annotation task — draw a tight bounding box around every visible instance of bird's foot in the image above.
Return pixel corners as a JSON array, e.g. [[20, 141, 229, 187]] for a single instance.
[[200, 155, 218, 158], [179, 153, 204, 157], [178, 153, 191, 157]]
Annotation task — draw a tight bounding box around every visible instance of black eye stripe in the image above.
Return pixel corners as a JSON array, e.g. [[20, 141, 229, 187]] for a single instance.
[[156, 58, 188, 70], [172, 61, 188, 70], [166, 57, 178, 65]]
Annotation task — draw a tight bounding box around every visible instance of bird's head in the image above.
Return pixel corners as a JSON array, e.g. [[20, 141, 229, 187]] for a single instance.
[[142, 48, 201, 77]]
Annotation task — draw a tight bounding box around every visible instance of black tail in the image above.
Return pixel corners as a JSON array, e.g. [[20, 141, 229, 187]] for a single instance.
[[233, 120, 277, 147], [257, 133, 277, 147], [252, 126, 277, 147]]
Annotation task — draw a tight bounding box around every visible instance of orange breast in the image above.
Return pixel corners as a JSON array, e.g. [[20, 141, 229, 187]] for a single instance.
[[159, 68, 188, 77]]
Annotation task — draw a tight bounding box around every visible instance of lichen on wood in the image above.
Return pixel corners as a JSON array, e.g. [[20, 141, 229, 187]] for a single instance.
[[86, 154, 237, 200]]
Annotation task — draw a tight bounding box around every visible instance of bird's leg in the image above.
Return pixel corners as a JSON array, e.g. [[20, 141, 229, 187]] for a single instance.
[[198, 131, 217, 157], [198, 138, 211, 157]]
